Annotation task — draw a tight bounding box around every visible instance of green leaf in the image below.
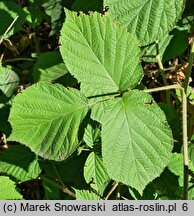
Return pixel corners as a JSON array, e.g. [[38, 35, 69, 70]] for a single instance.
[[0, 1, 27, 38], [43, 152, 89, 189], [0, 176, 23, 200], [8, 82, 89, 161], [105, 0, 185, 46], [24, 6, 44, 28], [129, 168, 182, 200], [75, 189, 101, 200], [159, 103, 182, 147], [0, 145, 41, 183], [84, 152, 110, 195], [168, 153, 184, 186], [42, 180, 61, 200], [60, 9, 143, 122], [0, 102, 12, 136], [60, 9, 142, 93], [83, 124, 101, 148], [33, 51, 65, 82], [188, 185, 194, 200], [43, 0, 65, 35], [189, 141, 194, 167], [142, 29, 188, 62], [101, 90, 173, 194], [168, 153, 194, 187], [0, 67, 19, 97], [36, 63, 69, 83]]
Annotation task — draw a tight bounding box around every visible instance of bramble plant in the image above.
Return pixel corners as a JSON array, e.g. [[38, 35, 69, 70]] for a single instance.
[[0, 0, 194, 200]]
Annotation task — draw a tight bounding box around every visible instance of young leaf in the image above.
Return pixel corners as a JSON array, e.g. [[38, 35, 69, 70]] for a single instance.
[[8, 82, 89, 161], [84, 152, 110, 195], [60, 9, 143, 122], [0, 176, 23, 200], [101, 90, 173, 194], [83, 124, 101, 148], [105, 0, 185, 46], [0, 145, 41, 183]]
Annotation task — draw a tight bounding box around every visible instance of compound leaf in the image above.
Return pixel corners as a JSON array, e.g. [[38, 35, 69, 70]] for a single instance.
[[101, 90, 173, 194], [60, 9, 142, 93], [105, 0, 185, 46], [8, 82, 89, 161], [60, 9, 143, 122]]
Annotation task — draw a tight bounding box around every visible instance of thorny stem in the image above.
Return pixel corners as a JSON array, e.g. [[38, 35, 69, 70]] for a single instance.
[[145, 84, 188, 199], [183, 41, 194, 92]]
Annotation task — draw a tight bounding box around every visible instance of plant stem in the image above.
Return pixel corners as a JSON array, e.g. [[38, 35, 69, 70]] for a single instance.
[[52, 163, 76, 198], [144, 84, 182, 93], [145, 84, 188, 199], [183, 41, 194, 92], [182, 87, 188, 200], [3, 58, 36, 63], [155, 41, 170, 104], [40, 176, 76, 198], [103, 181, 119, 200], [88, 95, 119, 107], [32, 32, 40, 53], [0, 16, 19, 45]]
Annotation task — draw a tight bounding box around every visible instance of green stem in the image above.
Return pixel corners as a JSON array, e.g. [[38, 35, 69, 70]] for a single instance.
[[145, 84, 188, 199], [3, 58, 36, 63], [0, 16, 19, 45], [103, 181, 119, 200], [52, 163, 76, 198], [40, 176, 76, 198], [32, 32, 40, 53], [183, 41, 194, 92], [155, 41, 170, 104], [182, 87, 188, 200], [88, 94, 119, 107]]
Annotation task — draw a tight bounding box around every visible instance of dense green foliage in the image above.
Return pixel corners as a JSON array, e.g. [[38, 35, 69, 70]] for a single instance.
[[0, 0, 194, 200]]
